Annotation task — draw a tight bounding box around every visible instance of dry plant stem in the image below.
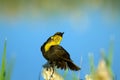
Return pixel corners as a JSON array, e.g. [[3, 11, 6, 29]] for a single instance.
[[42, 66, 64, 80], [49, 67, 54, 80]]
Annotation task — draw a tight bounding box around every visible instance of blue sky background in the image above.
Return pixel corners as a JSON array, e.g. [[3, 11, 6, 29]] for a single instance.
[[0, 1, 120, 80]]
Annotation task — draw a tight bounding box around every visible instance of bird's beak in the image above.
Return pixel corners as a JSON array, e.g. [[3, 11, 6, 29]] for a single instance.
[[61, 32, 64, 36]]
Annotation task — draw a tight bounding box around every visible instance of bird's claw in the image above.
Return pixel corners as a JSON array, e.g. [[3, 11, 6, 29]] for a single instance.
[[43, 62, 53, 71]]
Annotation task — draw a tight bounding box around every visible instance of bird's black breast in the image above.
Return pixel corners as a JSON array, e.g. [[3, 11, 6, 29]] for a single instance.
[[47, 45, 71, 61], [41, 41, 71, 62]]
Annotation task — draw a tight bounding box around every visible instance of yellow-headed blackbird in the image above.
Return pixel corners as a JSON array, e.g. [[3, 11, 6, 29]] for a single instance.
[[41, 32, 80, 71]]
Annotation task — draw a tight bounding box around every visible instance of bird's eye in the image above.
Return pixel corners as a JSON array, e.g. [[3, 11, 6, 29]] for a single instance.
[[51, 36, 54, 39]]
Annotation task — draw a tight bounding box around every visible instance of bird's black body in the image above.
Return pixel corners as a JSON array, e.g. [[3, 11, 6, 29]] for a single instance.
[[41, 32, 80, 71]]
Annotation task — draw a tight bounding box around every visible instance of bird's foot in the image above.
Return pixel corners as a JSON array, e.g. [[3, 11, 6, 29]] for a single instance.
[[43, 62, 54, 71]]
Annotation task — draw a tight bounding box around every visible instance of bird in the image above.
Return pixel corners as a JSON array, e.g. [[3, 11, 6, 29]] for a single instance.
[[41, 32, 80, 71]]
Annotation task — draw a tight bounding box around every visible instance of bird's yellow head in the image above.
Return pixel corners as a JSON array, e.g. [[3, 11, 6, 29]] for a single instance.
[[45, 32, 64, 52]]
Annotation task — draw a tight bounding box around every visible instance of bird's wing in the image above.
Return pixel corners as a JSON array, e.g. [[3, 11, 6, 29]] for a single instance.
[[50, 45, 72, 62]]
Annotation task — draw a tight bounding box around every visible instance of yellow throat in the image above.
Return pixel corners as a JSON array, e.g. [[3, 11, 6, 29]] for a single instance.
[[45, 35, 62, 52]]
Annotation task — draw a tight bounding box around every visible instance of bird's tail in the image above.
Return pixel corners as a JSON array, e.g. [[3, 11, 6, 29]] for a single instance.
[[67, 61, 80, 71]]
